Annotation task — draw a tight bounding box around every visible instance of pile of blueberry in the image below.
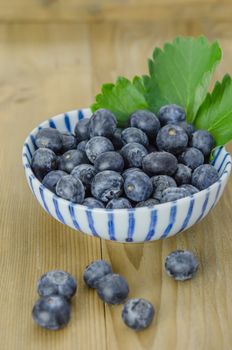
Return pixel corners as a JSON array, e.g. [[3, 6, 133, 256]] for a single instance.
[[32, 250, 198, 331], [31, 105, 219, 208]]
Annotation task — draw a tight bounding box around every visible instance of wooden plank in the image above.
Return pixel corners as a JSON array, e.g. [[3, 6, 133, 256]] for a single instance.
[[90, 21, 232, 350], [0, 0, 232, 23], [0, 23, 106, 350]]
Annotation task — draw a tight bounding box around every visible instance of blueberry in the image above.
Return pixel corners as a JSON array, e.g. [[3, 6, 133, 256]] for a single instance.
[[31, 148, 57, 181], [158, 104, 185, 126], [156, 124, 188, 154], [61, 132, 77, 152], [86, 136, 114, 163], [94, 151, 124, 173], [59, 149, 89, 173], [190, 130, 215, 157], [74, 118, 90, 141], [42, 170, 67, 193], [96, 273, 129, 304], [77, 140, 88, 153], [37, 270, 77, 299], [83, 260, 112, 288], [56, 175, 85, 203], [32, 295, 71, 330], [165, 250, 199, 281], [192, 164, 219, 190], [82, 197, 105, 208], [151, 175, 177, 201], [142, 151, 177, 176], [136, 198, 159, 208], [179, 147, 204, 170], [124, 171, 153, 202], [176, 121, 195, 138], [120, 143, 148, 168], [106, 197, 132, 209], [35, 127, 63, 153], [161, 187, 190, 203], [91, 170, 123, 202], [180, 184, 199, 195], [174, 164, 192, 186], [71, 164, 96, 188], [89, 109, 117, 138], [130, 110, 160, 140], [110, 128, 125, 150], [122, 167, 143, 180], [122, 298, 154, 331], [121, 127, 148, 147]]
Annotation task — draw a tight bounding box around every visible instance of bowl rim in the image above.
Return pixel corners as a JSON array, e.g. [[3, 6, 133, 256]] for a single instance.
[[22, 108, 232, 213]]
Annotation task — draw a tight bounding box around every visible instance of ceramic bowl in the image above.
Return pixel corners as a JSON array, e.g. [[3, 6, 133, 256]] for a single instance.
[[22, 108, 231, 243]]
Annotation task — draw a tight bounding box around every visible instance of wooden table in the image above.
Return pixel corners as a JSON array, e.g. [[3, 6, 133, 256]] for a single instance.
[[1, 1, 232, 349]]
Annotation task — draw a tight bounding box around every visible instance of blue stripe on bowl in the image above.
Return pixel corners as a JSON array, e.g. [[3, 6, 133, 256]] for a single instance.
[[145, 209, 158, 241], [211, 146, 223, 166], [86, 210, 99, 237], [39, 186, 51, 214], [161, 204, 177, 239], [219, 161, 231, 178], [49, 119, 56, 129], [69, 204, 81, 231], [126, 211, 135, 242], [196, 189, 210, 223], [29, 176, 36, 196], [64, 114, 71, 133], [30, 134, 36, 149], [53, 196, 66, 224], [218, 153, 230, 173], [23, 152, 31, 165], [107, 212, 116, 241], [212, 180, 222, 209], [78, 110, 84, 120], [25, 142, 32, 159], [179, 197, 195, 232]]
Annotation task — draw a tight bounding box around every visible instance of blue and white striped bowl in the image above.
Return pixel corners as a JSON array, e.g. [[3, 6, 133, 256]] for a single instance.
[[22, 108, 231, 243]]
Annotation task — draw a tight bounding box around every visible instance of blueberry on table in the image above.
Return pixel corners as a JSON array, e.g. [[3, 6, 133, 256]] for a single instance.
[[82, 197, 105, 208], [156, 124, 188, 154], [31, 148, 58, 181], [85, 136, 114, 163], [174, 164, 192, 186], [165, 250, 199, 281], [122, 167, 143, 180], [121, 127, 149, 147], [56, 175, 85, 203], [77, 140, 88, 153], [89, 109, 117, 138], [179, 147, 204, 170], [142, 151, 178, 176], [35, 127, 63, 153], [94, 151, 124, 173], [32, 295, 71, 330], [122, 298, 155, 331], [190, 130, 215, 157], [192, 164, 219, 190], [176, 121, 195, 138], [91, 170, 124, 202], [151, 175, 177, 201], [71, 164, 96, 188], [158, 104, 186, 126], [161, 187, 190, 203], [96, 273, 129, 304], [180, 184, 199, 195], [124, 171, 153, 202], [120, 143, 148, 168], [42, 170, 67, 193], [74, 118, 90, 141], [61, 132, 77, 152], [59, 149, 89, 173], [129, 109, 160, 140], [110, 128, 125, 150], [106, 197, 132, 209], [136, 198, 160, 208], [37, 270, 77, 300], [83, 260, 112, 288]]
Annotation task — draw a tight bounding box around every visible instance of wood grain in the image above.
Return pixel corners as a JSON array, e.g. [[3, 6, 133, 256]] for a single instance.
[[0, 15, 232, 350]]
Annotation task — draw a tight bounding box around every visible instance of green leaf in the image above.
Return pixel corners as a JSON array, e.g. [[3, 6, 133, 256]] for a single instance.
[[91, 76, 150, 127], [195, 74, 232, 146], [144, 36, 222, 123]]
